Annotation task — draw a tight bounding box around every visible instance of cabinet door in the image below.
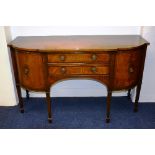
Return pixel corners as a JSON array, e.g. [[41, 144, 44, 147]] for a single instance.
[[114, 48, 145, 90], [16, 52, 46, 91]]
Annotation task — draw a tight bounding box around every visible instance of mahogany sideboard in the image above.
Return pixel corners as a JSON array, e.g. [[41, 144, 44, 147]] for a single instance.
[[8, 35, 150, 123]]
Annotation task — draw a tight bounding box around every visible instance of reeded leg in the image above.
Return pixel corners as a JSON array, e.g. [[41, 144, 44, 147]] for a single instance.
[[26, 90, 30, 99], [46, 92, 52, 123], [127, 89, 131, 100], [134, 82, 142, 112], [106, 90, 112, 123], [16, 85, 24, 113]]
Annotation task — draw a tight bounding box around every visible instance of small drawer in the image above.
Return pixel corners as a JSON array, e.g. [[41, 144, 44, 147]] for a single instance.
[[48, 66, 109, 76], [47, 53, 110, 63]]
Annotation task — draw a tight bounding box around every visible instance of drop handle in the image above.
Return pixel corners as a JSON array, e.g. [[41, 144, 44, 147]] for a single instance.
[[129, 67, 134, 73], [24, 67, 29, 75], [91, 67, 97, 73], [60, 67, 66, 74], [59, 55, 65, 61], [91, 54, 97, 60]]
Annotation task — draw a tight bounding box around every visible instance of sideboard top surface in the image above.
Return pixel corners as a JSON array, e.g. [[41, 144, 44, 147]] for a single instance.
[[8, 35, 149, 52]]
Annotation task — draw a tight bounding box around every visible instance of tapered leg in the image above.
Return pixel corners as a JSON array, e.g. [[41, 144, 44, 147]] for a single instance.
[[134, 82, 142, 112], [127, 89, 131, 100], [106, 90, 112, 123], [26, 90, 30, 99], [16, 85, 24, 113], [46, 92, 52, 123]]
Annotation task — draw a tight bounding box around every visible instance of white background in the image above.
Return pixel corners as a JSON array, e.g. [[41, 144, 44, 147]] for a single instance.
[[139, 27, 155, 102]]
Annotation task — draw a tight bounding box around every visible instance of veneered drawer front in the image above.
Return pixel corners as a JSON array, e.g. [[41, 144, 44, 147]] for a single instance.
[[48, 66, 109, 76], [47, 53, 110, 63]]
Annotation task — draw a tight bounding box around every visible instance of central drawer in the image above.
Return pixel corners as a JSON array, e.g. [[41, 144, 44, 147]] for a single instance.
[[47, 53, 110, 63], [48, 66, 109, 76]]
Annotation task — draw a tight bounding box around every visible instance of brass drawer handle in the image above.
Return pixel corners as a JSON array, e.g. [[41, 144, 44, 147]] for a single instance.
[[129, 67, 134, 73], [60, 67, 66, 74], [91, 54, 97, 61], [24, 66, 29, 75], [91, 67, 97, 73], [59, 55, 65, 61]]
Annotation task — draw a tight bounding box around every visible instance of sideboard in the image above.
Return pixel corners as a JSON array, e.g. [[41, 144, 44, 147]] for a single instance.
[[8, 35, 150, 123]]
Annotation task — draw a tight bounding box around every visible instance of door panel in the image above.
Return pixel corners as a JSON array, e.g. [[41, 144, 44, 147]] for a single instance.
[[114, 49, 144, 90], [16, 52, 46, 90]]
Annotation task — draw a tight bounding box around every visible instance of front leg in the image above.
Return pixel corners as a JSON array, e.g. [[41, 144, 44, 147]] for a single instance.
[[134, 82, 142, 112], [16, 85, 24, 113], [46, 91, 52, 123], [127, 89, 131, 100], [26, 90, 30, 99], [106, 90, 112, 123]]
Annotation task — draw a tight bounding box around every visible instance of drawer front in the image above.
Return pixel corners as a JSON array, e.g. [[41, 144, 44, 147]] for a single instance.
[[47, 53, 110, 63], [48, 66, 109, 76]]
